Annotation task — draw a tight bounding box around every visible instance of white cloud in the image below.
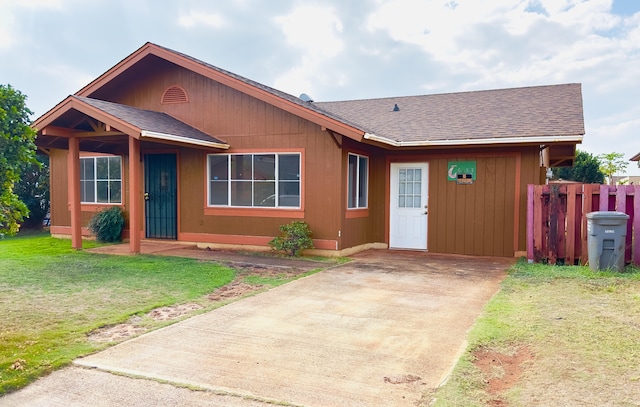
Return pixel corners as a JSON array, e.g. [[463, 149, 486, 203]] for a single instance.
[[0, 0, 67, 49], [275, 4, 344, 56], [35, 63, 95, 94], [273, 4, 345, 97], [177, 10, 226, 28], [366, 0, 640, 96]]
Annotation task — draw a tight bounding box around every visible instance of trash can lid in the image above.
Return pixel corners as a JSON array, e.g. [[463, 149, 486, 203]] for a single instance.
[[586, 211, 630, 220]]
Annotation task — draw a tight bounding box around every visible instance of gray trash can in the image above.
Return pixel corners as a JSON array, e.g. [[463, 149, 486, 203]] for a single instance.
[[586, 211, 629, 271]]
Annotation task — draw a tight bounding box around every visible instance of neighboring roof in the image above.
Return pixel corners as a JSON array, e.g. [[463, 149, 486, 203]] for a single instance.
[[315, 83, 585, 147], [631, 153, 640, 161], [74, 96, 228, 149]]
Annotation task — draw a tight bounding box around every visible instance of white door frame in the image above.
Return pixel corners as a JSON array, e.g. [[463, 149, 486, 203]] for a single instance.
[[389, 162, 429, 250]]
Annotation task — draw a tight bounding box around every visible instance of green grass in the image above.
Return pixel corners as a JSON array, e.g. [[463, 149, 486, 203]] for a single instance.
[[430, 260, 640, 406], [0, 234, 235, 394]]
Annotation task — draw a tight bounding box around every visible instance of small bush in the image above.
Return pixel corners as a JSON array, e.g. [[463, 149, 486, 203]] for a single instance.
[[269, 221, 314, 256], [88, 206, 124, 243]]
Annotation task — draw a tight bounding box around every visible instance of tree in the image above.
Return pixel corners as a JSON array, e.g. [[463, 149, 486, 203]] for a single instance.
[[0, 84, 38, 237], [598, 152, 628, 185], [15, 153, 49, 229], [553, 150, 605, 184]]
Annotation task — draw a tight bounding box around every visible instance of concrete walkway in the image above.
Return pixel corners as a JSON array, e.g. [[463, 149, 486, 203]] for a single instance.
[[1, 249, 512, 407]]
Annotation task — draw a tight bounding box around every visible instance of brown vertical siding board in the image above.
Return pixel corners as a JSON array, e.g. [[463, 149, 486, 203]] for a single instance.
[[474, 159, 487, 255], [493, 157, 508, 256], [513, 153, 522, 255], [484, 157, 497, 256]]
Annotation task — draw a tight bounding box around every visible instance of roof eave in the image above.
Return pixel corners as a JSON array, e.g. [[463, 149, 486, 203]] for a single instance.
[[32, 96, 141, 138], [363, 133, 584, 147], [140, 130, 230, 149]]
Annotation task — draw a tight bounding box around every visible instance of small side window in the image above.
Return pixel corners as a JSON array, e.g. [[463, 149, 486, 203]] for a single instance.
[[348, 153, 368, 209]]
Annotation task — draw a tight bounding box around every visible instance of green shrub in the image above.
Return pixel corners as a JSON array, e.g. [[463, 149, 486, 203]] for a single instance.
[[88, 206, 124, 242], [269, 221, 314, 256]]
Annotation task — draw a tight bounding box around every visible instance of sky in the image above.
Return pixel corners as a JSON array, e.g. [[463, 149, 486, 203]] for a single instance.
[[1, 0, 639, 175]]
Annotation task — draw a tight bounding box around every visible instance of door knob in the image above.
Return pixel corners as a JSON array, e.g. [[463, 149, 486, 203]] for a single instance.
[[144, 192, 150, 201]]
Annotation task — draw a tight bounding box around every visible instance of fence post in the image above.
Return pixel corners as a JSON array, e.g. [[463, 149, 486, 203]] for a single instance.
[[566, 184, 578, 265], [548, 184, 559, 264], [600, 185, 610, 211], [634, 186, 640, 265], [527, 184, 534, 263]]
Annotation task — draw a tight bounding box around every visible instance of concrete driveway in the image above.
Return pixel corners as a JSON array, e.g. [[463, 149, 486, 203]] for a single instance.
[[1, 250, 512, 407]]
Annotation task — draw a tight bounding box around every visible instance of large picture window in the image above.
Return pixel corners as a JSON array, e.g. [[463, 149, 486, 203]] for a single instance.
[[80, 156, 122, 204], [348, 153, 368, 209], [208, 153, 301, 208]]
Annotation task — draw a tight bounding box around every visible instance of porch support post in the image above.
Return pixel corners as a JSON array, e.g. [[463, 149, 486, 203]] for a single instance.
[[128, 136, 141, 254], [68, 136, 82, 249]]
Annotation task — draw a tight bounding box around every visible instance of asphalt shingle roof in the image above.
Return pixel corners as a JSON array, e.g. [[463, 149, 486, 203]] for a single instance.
[[75, 96, 227, 146], [315, 83, 585, 144]]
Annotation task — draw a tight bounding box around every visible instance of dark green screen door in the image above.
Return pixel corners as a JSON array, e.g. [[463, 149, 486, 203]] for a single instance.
[[144, 154, 177, 239]]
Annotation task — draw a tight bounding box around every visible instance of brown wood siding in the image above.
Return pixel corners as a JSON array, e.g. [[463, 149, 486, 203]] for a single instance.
[[49, 148, 70, 227], [340, 139, 387, 249], [378, 146, 541, 257], [177, 126, 342, 242], [428, 154, 516, 257], [49, 148, 132, 229], [91, 60, 343, 242], [75, 58, 546, 256]]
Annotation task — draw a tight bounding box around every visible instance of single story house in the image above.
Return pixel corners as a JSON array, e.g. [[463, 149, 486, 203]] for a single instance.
[[33, 42, 585, 257]]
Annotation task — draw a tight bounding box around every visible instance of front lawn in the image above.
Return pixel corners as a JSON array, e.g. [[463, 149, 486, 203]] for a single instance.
[[428, 260, 640, 406], [0, 234, 235, 394]]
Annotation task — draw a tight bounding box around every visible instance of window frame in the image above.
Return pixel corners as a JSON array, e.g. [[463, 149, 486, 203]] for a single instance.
[[206, 152, 302, 210], [79, 155, 123, 205], [347, 152, 369, 210]]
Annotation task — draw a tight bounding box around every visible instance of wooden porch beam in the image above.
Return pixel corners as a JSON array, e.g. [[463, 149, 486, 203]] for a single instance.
[[41, 126, 80, 137], [128, 136, 141, 254], [74, 131, 127, 137], [68, 136, 82, 250]]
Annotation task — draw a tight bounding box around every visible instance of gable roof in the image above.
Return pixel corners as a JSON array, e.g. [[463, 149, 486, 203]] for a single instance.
[[75, 96, 228, 148], [35, 42, 585, 152], [75, 42, 366, 141], [315, 83, 585, 147], [631, 153, 640, 161], [33, 95, 228, 150]]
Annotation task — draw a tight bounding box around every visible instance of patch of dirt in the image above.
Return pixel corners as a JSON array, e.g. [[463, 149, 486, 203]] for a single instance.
[[473, 346, 533, 406], [147, 303, 204, 321], [207, 280, 264, 301], [88, 263, 309, 343], [88, 316, 147, 343]]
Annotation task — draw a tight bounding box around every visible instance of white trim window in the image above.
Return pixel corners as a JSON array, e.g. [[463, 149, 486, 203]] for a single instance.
[[207, 153, 301, 208], [348, 153, 368, 209], [80, 156, 122, 203]]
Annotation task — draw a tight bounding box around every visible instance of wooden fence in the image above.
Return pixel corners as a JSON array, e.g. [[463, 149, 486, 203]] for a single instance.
[[526, 184, 640, 266]]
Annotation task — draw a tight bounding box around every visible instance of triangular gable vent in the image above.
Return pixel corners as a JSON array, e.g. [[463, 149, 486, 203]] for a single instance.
[[161, 86, 189, 104]]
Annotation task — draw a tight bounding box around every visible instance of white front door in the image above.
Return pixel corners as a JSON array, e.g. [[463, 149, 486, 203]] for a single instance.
[[389, 163, 429, 250]]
